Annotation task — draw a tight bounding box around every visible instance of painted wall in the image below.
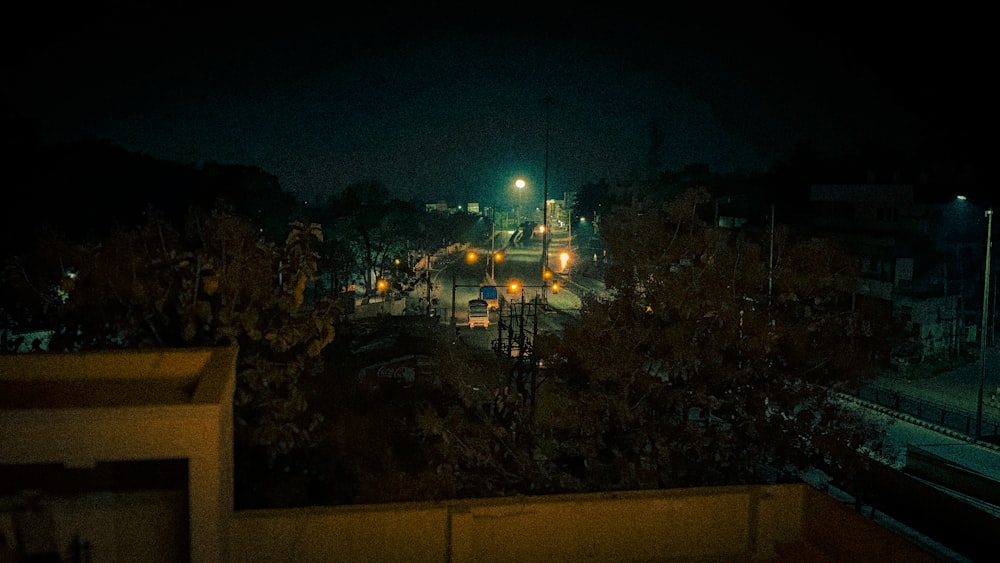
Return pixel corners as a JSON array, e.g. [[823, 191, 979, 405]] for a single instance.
[[230, 484, 934, 562]]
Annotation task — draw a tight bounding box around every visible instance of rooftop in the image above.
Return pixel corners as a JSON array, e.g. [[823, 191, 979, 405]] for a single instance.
[[0, 348, 233, 409]]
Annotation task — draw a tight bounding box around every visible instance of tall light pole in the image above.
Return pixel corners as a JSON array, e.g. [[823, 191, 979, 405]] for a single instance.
[[515, 178, 525, 224], [541, 96, 554, 283], [490, 207, 496, 280], [977, 206, 993, 439]]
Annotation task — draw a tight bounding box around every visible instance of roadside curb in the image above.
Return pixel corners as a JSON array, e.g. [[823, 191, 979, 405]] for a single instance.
[[836, 391, 1000, 453]]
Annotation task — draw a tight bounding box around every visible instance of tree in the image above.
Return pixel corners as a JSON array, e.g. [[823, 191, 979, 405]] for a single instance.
[[368, 322, 563, 501], [320, 183, 409, 296], [3, 205, 342, 462], [317, 187, 482, 299], [542, 186, 896, 490], [571, 179, 611, 226]]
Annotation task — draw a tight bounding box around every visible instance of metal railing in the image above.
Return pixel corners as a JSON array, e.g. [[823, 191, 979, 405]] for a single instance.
[[853, 384, 1000, 441]]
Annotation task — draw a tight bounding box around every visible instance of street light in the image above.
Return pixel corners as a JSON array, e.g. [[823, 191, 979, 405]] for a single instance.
[[977, 205, 993, 439], [541, 96, 554, 298], [489, 207, 496, 280], [960, 195, 995, 439], [492, 251, 503, 279]]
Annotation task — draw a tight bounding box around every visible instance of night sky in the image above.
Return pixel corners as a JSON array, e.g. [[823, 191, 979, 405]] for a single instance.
[[3, 6, 992, 207]]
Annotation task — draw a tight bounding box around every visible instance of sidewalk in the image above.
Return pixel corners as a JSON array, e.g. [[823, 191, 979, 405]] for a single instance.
[[542, 273, 606, 313], [868, 347, 1000, 424], [852, 346, 1000, 512]]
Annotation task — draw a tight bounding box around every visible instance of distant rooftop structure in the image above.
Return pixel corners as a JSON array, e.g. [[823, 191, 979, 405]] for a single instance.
[[1, 346, 238, 563]]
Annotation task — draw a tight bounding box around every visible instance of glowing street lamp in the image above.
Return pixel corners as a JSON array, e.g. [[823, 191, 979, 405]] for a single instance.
[[491, 250, 503, 280]]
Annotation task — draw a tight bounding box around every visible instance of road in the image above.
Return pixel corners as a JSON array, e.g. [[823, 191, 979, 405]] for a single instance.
[[864, 348, 1000, 433], [420, 230, 582, 352]]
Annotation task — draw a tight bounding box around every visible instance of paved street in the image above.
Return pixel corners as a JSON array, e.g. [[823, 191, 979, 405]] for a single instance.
[[414, 230, 586, 346], [861, 346, 1000, 443], [869, 347, 1000, 421], [851, 347, 1000, 508]]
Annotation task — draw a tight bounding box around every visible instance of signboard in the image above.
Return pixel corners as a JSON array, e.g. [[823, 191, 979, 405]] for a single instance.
[[479, 285, 498, 309]]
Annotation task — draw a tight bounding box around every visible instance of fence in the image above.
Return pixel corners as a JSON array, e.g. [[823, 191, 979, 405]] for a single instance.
[[348, 296, 407, 319], [853, 385, 1000, 441]]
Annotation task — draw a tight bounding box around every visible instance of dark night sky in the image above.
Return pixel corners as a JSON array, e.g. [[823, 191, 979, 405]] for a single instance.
[[3, 5, 992, 207]]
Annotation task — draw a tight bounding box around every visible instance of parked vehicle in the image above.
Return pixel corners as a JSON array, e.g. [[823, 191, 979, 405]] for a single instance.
[[468, 299, 490, 328]]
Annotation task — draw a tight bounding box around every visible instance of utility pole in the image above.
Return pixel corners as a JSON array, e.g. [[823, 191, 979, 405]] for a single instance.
[[768, 204, 775, 304], [529, 292, 540, 424], [977, 207, 993, 439], [491, 207, 496, 280], [541, 95, 554, 288], [425, 253, 432, 316]]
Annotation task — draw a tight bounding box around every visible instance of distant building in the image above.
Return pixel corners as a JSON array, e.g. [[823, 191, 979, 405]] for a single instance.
[[806, 184, 987, 362]]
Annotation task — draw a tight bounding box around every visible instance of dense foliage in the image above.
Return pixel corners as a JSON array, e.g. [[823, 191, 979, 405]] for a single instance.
[[3, 206, 341, 463], [313, 182, 486, 296], [321, 187, 900, 505], [543, 186, 897, 489], [1, 141, 902, 508]]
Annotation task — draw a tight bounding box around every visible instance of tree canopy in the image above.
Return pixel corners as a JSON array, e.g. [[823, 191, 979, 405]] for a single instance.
[[3, 205, 342, 463], [543, 186, 897, 489], [388, 186, 899, 503]]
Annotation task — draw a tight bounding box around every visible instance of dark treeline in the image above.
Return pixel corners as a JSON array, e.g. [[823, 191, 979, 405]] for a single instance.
[[3, 138, 296, 251], [0, 130, 978, 510], [2, 128, 984, 263]]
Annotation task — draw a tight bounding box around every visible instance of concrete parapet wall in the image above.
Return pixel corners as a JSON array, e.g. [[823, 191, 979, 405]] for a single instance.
[[449, 489, 757, 561], [350, 297, 407, 319], [230, 484, 925, 562], [1, 346, 237, 563], [801, 478, 940, 562], [2, 348, 947, 562], [230, 503, 449, 562]]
